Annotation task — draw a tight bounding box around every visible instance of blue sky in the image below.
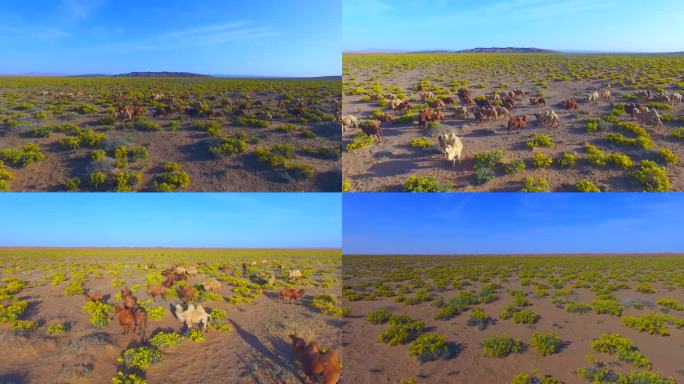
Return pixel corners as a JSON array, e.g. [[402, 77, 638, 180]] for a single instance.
[[344, 193, 684, 254], [0, 193, 341, 248], [343, 0, 684, 52], [0, 0, 340, 76]]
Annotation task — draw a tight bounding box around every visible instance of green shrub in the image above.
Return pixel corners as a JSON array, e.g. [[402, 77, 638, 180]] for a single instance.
[[646, 102, 672, 110], [189, 328, 206, 342], [473, 150, 504, 169], [530, 332, 562, 356], [607, 153, 633, 169], [408, 334, 449, 361], [558, 152, 576, 168], [368, 308, 392, 324], [404, 175, 448, 192], [276, 123, 299, 132], [15, 102, 33, 110], [632, 160, 671, 192], [585, 119, 600, 133], [47, 322, 70, 335], [474, 166, 496, 184], [310, 295, 349, 318], [575, 179, 600, 192], [113, 170, 142, 192], [482, 336, 523, 358], [591, 333, 651, 369], [527, 135, 554, 148], [11, 319, 37, 332], [658, 148, 680, 165], [565, 301, 591, 313], [64, 280, 84, 296], [31, 125, 54, 137], [504, 159, 526, 174], [532, 152, 553, 168], [234, 116, 269, 128], [155, 162, 190, 191], [609, 107, 624, 117], [656, 298, 683, 311], [112, 371, 147, 384], [133, 119, 162, 131], [285, 161, 316, 179], [75, 104, 98, 114], [129, 146, 149, 161], [346, 132, 375, 151], [122, 346, 162, 370], [0, 144, 45, 168], [467, 308, 493, 330], [34, 112, 48, 119], [150, 331, 184, 348], [91, 149, 106, 161], [591, 299, 622, 316], [59, 137, 81, 150], [89, 172, 107, 189], [673, 127, 684, 139], [210, 136, 248, 156], [624, 371, 676, 384], [410, 137, 433, 149], [379, 315, 425, 345], [114, 146, 128, 168], [0, 300, 28, 323], [623, 313, 676, 335], [635, 283, 655, 294], [512, 309, 538, 324], [584, 144, 606, 167], [64, 177, 80, 191], [591, 333, 630, 353], [521, 177, 549, 192], [82, 301, 112, 327]]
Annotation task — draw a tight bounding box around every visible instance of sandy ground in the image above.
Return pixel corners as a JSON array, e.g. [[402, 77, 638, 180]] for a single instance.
[[0, 80, 341, 192], [0, 254, 342, 384], [342, 255, 684, 384], [342, 59, 684, 191]]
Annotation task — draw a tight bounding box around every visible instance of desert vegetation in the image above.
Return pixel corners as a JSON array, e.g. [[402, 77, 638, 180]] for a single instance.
[[0, 76, 341, 191], [342, 254, 684, 383], [342, 53, 684, 191], [0, 247, 342, 383]]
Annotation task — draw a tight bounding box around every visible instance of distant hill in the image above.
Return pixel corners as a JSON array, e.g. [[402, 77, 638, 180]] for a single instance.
[[345, 47, 557, 54], [455, 47, 557, 53], [112, 71, 211, 78]]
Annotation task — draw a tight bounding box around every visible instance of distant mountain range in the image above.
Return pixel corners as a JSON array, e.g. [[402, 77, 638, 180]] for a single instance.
[[345, 47, 684, 54], [455, 47, 556, 53], [345, 47, 556, 54], [111, 71, 210, 78], [0, 71, 341, 79]]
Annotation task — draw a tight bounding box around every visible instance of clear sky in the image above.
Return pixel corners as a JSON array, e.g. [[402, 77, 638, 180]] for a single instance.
[[344, 193, 684, 255], [0, 0, 340, 76], [343, 0, 684, 52], [0, 193, 341, 248]]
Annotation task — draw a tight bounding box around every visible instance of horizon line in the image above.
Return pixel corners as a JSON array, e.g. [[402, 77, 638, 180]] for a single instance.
[[343, 49, 683, 54], [0, 73, 342, 78], [343, 252, 684, 256], [0, 246, 341, 250]]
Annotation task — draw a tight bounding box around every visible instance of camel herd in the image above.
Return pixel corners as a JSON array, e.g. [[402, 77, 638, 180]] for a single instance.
[[80, 264, 341, 383], [36, 88, 340, 129], [344, 81, 681, 167]]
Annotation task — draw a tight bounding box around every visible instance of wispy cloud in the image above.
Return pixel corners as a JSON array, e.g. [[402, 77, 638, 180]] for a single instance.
[[345, 0, 394, 14], [60, 0, 107, 19], [99, 21, 280, 51], [0, 23, 70, 42]]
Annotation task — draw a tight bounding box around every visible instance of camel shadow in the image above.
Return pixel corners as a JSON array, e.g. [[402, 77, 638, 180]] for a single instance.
[[229, 320, 300, 379], [0, 372, 28, 384]]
